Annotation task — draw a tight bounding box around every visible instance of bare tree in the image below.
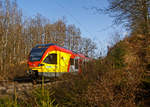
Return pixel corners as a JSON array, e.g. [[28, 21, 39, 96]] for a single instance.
[[0, 0, 97, 77], [95, 0, 150, 35], [78, 38, 97, 57], [66, 24, 81, 51]]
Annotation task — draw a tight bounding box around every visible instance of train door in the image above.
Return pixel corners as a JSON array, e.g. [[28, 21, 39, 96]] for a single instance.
[[69, 58, 75, 72], [69, 57, 80, 73]]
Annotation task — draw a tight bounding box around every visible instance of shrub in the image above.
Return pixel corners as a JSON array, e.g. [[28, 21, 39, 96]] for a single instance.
[[86, 68, 143, 107], [0, 96, 20, 107], [52, 74, 90, 107], [33, 88, 57, 107], [107, 41, 126, 69]]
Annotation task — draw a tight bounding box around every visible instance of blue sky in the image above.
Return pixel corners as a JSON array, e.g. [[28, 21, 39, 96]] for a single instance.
[[17, 0, 126, 54]]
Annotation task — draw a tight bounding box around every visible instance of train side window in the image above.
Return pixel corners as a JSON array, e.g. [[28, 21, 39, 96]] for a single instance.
[[70, 58, 74, 65], [75, 59, 78, 69], [44, 54, 57, 64]]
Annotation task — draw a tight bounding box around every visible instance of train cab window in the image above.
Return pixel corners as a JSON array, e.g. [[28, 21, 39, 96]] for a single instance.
[[75, 59, 78, 69], [44, 54, 57, 64], [70, 58, 74, 65]]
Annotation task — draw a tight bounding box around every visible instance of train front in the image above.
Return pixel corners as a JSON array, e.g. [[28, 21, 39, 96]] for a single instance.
[[27, 46, 47, 77]]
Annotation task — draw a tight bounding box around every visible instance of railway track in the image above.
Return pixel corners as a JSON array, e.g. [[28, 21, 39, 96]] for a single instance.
[[0, 76, 60, 97]]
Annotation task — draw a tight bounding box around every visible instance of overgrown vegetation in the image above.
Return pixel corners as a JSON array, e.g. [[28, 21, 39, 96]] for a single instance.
[[50, 48, 143, 107]]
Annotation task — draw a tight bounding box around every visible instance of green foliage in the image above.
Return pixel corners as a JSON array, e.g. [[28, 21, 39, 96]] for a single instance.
[[0, 97, 20, 107], [0, 87, 58, 107], [0, 87, 21, 107], [108, 42, 126, 69], [33, 77, 58, 107], [33, 88, 57, 107]]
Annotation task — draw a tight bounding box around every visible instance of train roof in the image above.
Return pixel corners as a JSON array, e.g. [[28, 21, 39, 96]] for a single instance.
[[35, 43, 55, 48], [34, 43, 88, 58]]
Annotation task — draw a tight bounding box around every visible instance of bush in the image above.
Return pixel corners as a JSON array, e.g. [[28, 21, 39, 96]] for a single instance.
[[33, 88, 57, 107], [52, 74, 89, 107], [86, 68, 143, 107], [0, 96, 20, 107], [107, 41, 126, 69]]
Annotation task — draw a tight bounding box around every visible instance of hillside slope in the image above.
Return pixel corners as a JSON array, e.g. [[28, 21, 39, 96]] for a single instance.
[[48, 34, 150, 107]]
